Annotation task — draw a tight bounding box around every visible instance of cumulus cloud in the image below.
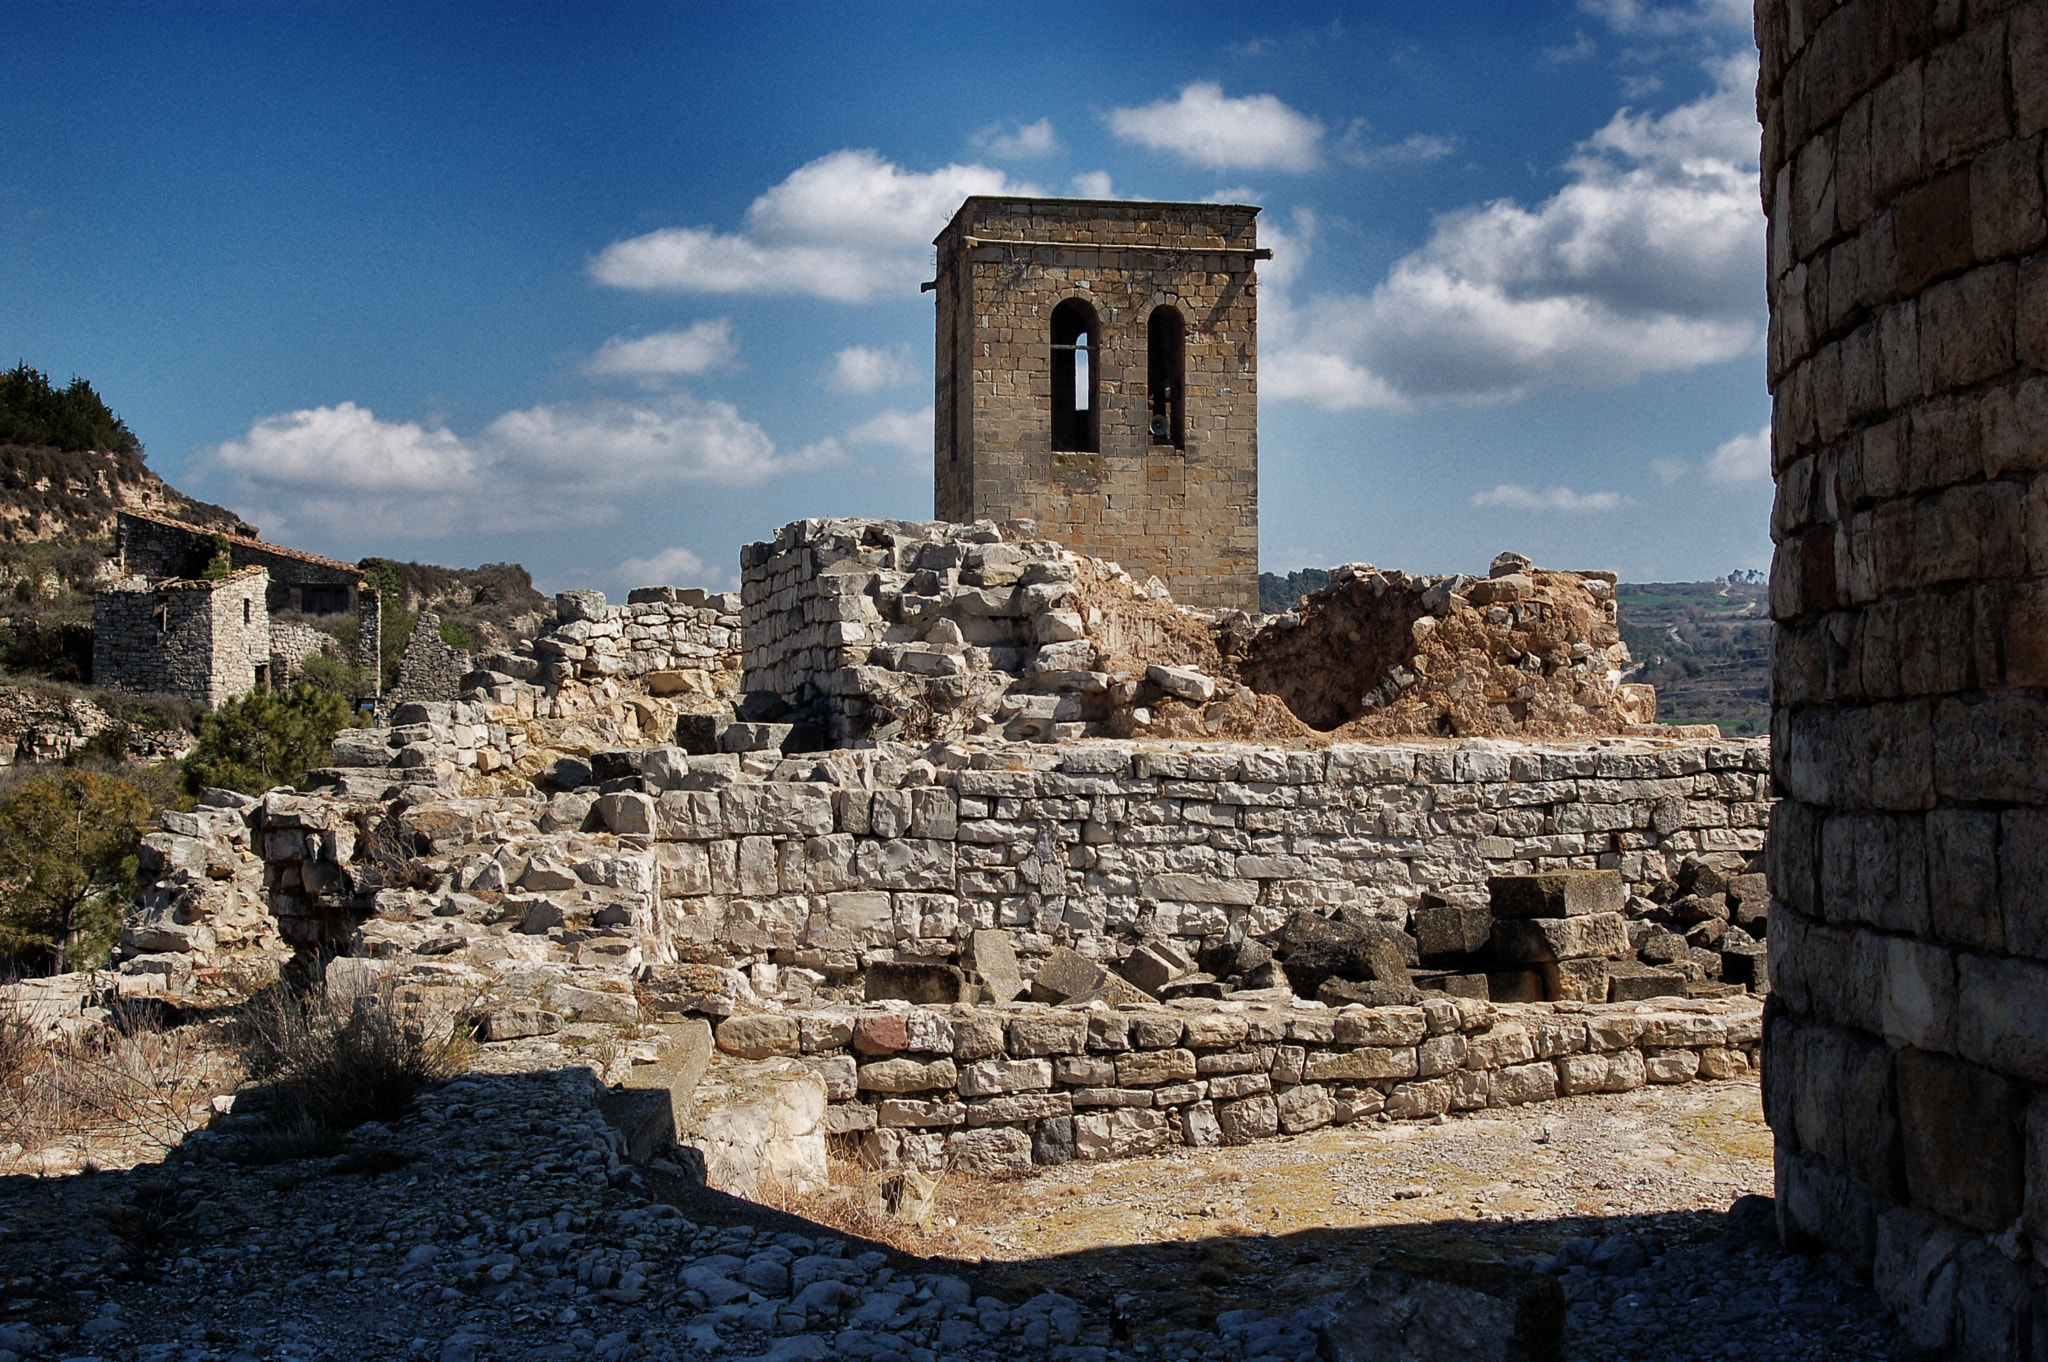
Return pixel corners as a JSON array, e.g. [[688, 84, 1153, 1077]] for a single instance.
[[589, 150, 1036, 302], [1471, 484, 1626, 512], [824, 345, 916, 394], [1581, 0, 1751, 34], [1107, 83, 1325, 172], [846, 405, 934, 476], [1070, 171, 1117, 199], [1337, 124, 1459, 168], [972, 118, 1058, 159], [1263, 54, 1763, 410], [584, 319, 737, 381], [202, 395, 842, 540], [612, 545, 719, 592], [1704, 425, 1772, 482]]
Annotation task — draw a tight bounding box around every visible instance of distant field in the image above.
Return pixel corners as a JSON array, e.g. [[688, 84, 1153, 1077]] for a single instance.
[[1615, 579, 1770, 737]]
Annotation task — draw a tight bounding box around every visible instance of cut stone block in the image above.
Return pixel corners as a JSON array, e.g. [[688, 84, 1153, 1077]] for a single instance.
[[1541, 957, 1612, 1003], [1488, 912, 1629, 962], [1606, 960, 1688, 1001], [864, 961, 966, 1005], [1489, 870, 1627, 920], [964, 928, 1024, 1004], [1119, 939, 1195, 994], [1413, 897, 1494, 960], [1030, 946, 1109, 1002]]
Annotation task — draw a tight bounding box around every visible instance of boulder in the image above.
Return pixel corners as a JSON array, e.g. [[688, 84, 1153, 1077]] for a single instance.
[[677, 1058, 827, 1198], [1488, 871, 1626, 920], [1319, 1253, 1565, 1362], [965, 929, 1024, 1003], [1145, 664, 1217, 703], [1119, 939, 1196, 995]]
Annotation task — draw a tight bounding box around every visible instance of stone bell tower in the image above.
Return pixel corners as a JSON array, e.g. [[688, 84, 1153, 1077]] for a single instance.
[[930, 197, 1264, 612]]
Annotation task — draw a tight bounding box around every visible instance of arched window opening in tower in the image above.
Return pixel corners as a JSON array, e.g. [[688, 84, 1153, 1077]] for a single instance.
[[1148, 305, 1186, 450], [1050, 297, 1099, 453]]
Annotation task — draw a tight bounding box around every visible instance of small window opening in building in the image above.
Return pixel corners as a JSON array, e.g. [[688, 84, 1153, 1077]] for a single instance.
[[1148, 305, 1186, 449], [254, 663, 269, 689], [1050, 298, 1099, 453], [242, 599, 251, 625]]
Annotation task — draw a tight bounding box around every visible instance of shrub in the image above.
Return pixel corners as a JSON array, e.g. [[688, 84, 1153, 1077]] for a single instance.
[[296, 651, 366, 699], [181, 682, 356, 796], [0, 364, 140, 455], [232, 982, 468, 1156], [0, 768, 150, 972]]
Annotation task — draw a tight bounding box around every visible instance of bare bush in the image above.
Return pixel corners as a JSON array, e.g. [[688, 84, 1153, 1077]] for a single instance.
[[0, 1000, 224, 1159], [230, 980, 471, 1158]]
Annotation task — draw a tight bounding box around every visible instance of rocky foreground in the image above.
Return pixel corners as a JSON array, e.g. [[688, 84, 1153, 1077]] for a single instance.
[[0, 1067, 1901, 1362]]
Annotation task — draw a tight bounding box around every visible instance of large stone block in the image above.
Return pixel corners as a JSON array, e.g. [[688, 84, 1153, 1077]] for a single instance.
[[1316, 1255, 1564, 1362], [1487, 870, 1626, 919], [1897, 1048, 2024, 1231], [1487, 912, 1628, 962], [1957, 951, 2048, 1083], [2000, 808, 2048, 957]]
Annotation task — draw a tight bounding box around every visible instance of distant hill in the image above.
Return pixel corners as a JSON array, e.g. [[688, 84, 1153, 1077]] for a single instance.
[[0, 364, 549, 682], [1615, 575, 1771, 736], [1258, 568, 1331, 614]]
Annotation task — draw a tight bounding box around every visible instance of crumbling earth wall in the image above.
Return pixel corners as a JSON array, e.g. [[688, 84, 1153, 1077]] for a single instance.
[[1758, 0, 2048, 1354], [738, 518, 1663, 751]]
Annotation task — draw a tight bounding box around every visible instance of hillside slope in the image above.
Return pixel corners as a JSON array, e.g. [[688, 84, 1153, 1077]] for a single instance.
[[1615, 576, 1770, 735]]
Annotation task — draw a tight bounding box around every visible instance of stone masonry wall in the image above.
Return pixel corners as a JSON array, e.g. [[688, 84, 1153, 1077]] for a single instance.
[[933, 198, 1260, 612], [514, 588, 742, 694], [1758, 0, 2048, 1355], [709, 992, 1763, 1171], [92, 567, 269, 710]]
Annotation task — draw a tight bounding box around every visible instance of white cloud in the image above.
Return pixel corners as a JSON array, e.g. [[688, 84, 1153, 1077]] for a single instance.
[[1263, 54, 1762, 410], [845, 405, 934, 476], [584, 319, 737, 381], [972, 118, 1058, 159], [1581, 0, 1751, 35], [1070, 171, 1117, 199], [1542, 32, 1598, 63], [589, 149, 1036, 302], [1704, 425, 1771, 482], [825, 345, 916, 394], [202, 395, 843, 541], [1107, 83, 1325, 172], [1202, 185, 1260, 204], [612, 545, 716, 591], [1652, 456, 1690, 484], [1338, 124, 1459, 168], [1471, 484, 1626, 512]]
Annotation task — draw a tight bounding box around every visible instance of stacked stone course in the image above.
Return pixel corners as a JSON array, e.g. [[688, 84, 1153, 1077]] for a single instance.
[[1759, 0, 2048, 1353], [707, 992, 1763, 1170]]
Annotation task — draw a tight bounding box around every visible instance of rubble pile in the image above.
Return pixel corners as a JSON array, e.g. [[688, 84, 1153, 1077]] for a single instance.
[[1231, 552, 1657, 740]]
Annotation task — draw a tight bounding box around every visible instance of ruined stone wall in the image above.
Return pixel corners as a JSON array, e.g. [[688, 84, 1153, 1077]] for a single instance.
[[268, 618, 332, 684], [92, 567, 269, 710], [518, 588, 742, 693], [713, 992, 1762, 1168], [389, 613, 473, 706], [1758, 0, 2048, 1351], [933, 198, 1260, 611]]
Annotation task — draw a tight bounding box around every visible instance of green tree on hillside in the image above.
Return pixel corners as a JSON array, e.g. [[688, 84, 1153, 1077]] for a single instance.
[[181, 683, 356, 796], [0, 364, 141, 455], [0, 770, 152, 973]]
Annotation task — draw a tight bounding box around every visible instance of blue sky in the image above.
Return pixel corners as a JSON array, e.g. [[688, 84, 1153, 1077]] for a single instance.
[[2, 0, 1771, 595]]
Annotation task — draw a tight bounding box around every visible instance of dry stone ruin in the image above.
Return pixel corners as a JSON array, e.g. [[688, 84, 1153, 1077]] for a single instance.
[[1758, 0, 2048, 1355]]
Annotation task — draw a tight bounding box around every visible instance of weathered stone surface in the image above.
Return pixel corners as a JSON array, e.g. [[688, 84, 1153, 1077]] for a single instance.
[[1489, 870, 1627, 920], [714, 1014, 799, 1059], [678, 1058, 826, 1198], [1489, 913, 1629, 962], [1318, 1254, 1565, 1362]]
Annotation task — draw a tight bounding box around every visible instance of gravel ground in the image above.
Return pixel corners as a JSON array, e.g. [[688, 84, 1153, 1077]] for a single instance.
[[0, 1064, 1901, 1361]]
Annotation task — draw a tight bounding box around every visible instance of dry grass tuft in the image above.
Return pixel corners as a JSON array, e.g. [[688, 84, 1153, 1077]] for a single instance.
[[756, 1152, 1024, 1259], [0, 999, 225, 1160], [229, 980, 471, 1160]]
